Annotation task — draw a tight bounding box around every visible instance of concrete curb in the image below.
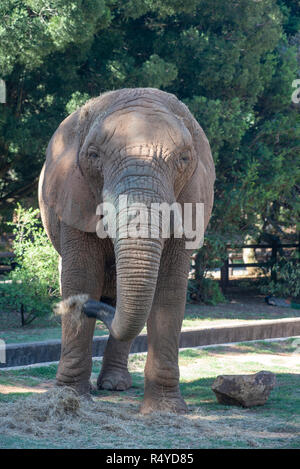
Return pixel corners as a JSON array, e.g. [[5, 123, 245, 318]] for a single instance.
[[1, 317, 300, 368]]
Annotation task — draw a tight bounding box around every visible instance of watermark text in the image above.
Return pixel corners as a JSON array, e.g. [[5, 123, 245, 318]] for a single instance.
[[96, 196, 204, 250]]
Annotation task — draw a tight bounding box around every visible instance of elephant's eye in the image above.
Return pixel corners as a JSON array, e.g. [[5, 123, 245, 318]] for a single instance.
[[181, 154, 190, 163], [88, 148, 98, 158], [178, 153, 190, 167]]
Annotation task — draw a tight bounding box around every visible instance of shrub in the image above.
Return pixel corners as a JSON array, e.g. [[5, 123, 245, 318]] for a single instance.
[[260, 252, 300, 300], [187, 234, 227, 305], [187, 277, 226, 306], [0, 205, 59, 325]]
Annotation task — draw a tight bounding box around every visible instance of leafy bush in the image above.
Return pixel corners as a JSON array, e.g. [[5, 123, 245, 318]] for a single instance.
[[260, 252, 300, 299], [193, 234, 228, 283], [187, 277, 226, 306], [0, 205, 59, 325], [186, 234, 227, 305]]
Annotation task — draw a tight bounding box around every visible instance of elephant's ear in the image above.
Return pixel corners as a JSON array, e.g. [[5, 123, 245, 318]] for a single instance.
[[177, 114, 215, 249], [40, 110, 99, 232], [164, 92, 215, 234]]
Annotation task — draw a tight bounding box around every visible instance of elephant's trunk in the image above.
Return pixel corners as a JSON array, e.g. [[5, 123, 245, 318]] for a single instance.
[[110, 235, 162, 342], [102, 178, 166, 342], [83, 203, 163, 340], [99, 154, 173, 341]]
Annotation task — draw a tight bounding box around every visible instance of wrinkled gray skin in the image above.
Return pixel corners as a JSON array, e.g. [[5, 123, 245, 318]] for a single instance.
[[39, 88, 215, 414]]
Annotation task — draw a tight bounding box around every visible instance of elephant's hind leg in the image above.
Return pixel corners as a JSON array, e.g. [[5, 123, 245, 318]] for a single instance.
[[57, 223, 104, 396]]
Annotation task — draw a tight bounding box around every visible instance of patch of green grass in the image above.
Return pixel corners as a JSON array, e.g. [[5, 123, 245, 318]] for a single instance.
[[204, 338, 300, 356], [0, 365, 58, 399], [180, 348, 209, 359], [129, 373, 144, 396], [181, 377, 215, 407], [0, 433, 63, 449], [0, 375, 39, 386], [0, 327, 61, 344], [6, 364, 58, 380], [255, 373, 300, 420], [0, 392, 34, 403], [209, 438, 249, 448], [185, 303, 300, 321], [235, 338, 300, 355]]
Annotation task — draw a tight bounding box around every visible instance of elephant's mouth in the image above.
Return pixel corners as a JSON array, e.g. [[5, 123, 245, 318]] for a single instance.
[[82, 299, 115, 331]]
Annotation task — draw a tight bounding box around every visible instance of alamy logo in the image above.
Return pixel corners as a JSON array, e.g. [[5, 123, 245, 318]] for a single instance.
[[0, 339, 6, 364], [0, 79, 6, 103], [291, 79, 300, 104], [291, 338, 300, 355], [96, 196, 204, 250]]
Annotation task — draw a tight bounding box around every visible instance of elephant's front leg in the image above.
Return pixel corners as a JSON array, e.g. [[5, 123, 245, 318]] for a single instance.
[[141, 240, 190, 414], [56, 224, 104, 396], [97, 335, 132, 391]]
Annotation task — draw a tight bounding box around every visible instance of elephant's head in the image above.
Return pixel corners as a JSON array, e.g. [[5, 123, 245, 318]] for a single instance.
[[40, 88, 215, 342]]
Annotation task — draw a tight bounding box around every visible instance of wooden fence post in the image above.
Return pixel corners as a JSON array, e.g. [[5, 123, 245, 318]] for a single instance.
[[271, 239, 278, 283], [220, 258, 229, 293]]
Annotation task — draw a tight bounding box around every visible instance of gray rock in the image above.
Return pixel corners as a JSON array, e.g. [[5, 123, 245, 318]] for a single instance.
[[212, 371, 276, 407]]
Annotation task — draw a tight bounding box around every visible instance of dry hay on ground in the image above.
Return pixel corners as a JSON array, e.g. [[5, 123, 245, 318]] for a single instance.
[[0, 387, 299, 448]]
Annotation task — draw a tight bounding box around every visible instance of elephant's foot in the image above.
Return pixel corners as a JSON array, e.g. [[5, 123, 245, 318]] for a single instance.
[[140, 383, 188, 415], [97, 367, 132, 391], [56, 379, 92, 398], [140, 395, 188, 415]]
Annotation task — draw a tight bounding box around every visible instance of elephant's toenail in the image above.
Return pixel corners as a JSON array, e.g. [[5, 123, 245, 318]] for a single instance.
[[101, 380, 113, 390]]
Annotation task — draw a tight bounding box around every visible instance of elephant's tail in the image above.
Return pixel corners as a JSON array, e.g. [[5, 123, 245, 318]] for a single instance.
[[82, 299, 115, 330], [54, 295, 115, 334]]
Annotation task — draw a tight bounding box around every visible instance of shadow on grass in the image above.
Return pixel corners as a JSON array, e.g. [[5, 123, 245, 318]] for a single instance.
[[180, 339, 300, 356], [185, 302, 300, 321]]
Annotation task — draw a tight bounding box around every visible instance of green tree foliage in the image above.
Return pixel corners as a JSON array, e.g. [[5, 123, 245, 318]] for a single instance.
[[260, 252, 300, 299], [0, 205, 59, 323], [0, 0, 299, 250]]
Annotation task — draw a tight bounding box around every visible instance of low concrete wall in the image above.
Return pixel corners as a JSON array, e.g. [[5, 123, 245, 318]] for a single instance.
[[1, 317, 300, 368]]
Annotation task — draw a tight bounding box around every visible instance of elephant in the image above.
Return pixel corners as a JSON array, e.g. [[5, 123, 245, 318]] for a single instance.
[[38, 87, 215, 414]]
